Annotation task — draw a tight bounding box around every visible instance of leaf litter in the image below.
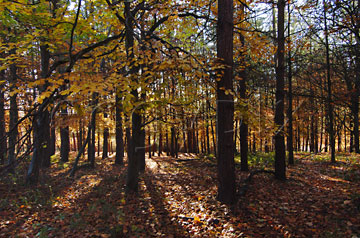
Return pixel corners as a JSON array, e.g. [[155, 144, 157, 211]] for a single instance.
[[0, 152, 359, 237]]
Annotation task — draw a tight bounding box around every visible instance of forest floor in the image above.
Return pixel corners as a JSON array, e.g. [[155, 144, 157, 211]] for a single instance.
[[0, 152, 360, 237]]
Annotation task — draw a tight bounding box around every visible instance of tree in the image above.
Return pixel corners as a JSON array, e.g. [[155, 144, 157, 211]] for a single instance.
[[323, 0, 335, 163], [0, 70, 6, 165], [115, 91, 124, 164], [287, 1, 294, 165], [274, 0, 286, 180], [239, 2, 248, 172], [216, 0, 236, 204]]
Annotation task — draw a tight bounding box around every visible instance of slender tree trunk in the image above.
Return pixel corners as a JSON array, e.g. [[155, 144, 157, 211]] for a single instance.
[[165, 128, 170, 156], [324, 0, 335, 163], [50, 126, 56, 155], [72, 132, 76, 151], [170, 127, 176, 157], [158, 124, 163, 155], [148, 129, 152, 158], [274, 0, 286, 180], [239, 5, 248, 171], [310, 115, 315, 152], [79, 119, 83, 150], [216, 0, 236, 204], [87, 93, 97, 168], [60, 105, 70, 162], [102, 108, 109, 159], [206, 106, 210, 154], [115, 92, 124, 164], [0, 71, 6, 164], [126, 126, 131, 157], [139, 116, 146, 172], [252, 131, 256, 152], [287, 1, 294, 165], [8, 62, 18, 172], [210, 117, 216, 155]]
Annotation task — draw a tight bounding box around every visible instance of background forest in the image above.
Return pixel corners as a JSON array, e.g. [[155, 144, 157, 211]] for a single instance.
[[0, 0, 360, 237]]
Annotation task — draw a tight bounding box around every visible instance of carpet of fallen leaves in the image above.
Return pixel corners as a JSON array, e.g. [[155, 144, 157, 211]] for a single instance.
[[0, 152, 359, 237]]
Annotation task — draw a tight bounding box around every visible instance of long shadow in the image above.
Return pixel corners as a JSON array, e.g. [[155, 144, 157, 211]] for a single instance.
[[142, 169, 190, 237]]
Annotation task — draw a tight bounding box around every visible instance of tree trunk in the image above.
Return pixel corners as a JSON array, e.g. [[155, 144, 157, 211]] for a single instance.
[[125, 0, 141, 193], [158, 124, 163, 156], [171, 127, 176, 157], [210, 117, 216, 155], [102, 111, 109, 159], [60, 106, 70, 162], [0, 71, 6, 164], [324, 0, 335, 163], [216, 0, 236, 204], [115, 92, 124, 164], [139, 117, 146, 172], [8, 62, 18, 172], [239, 5, 248, 171], [287, 1, 294, 165], [148, 129, 152, 158], [88, 93, 97, 167], [50, 126, 56, 155], [274, 0, 286, 180]]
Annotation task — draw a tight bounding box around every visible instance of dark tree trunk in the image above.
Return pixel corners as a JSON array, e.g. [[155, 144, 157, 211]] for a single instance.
[[139, 118, 146, 172], [50, 126, 56, 156], [8, 62, 18, 172], [252, 131, 256, 152], [60, 126, 69, 162], [88, 93, 97, 168], [338, 128, 342, 152], [216, 0, 236, 204], [351, 98, 359, 153], [102, 111, 109, 159], [287, 1, 294, 165], [102, 128, 109, 159], [210, 117, 216, 155], [127, 92, 141, 192], [170, 127, 176, 157], [166, 129, 170, 155], [124, 0, 142, 193], [115, 92, 124, 164], [158, 125, 163, 155], [0, 72, 6, 164], [78, 119, 83, 150], [27, 44, 52, 184], [72, 132, 76, 151], [206, 112, 210, 155], [239, 6, 248, 171], [274, 0, 286, 180], [324, 0, 335, 163], [310, 115, 315, 152], [60, 106, 70, 162], [325, 135, 328, 152], [126, 126, 131, 157], [315, 116, 319, 153], [148, 130, 151, 158]]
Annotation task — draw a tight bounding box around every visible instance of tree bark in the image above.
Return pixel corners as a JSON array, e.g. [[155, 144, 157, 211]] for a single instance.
[[8, 61, 18, 172], [216, 0, 236, 204], [102, 111, 109, 160], [87, 93, 97, 167], [324, 0, 335, 163], [60, 106, 70, 162], [115, 92, 124, 164], [0, 71, 6, 164], [287, 1, 294, 165], [274, 0, 286, 180], [239, 4, 248, 171]]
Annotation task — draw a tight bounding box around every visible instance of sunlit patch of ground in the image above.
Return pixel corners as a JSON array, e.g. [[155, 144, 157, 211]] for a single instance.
[[0, 152, 359, 237]]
